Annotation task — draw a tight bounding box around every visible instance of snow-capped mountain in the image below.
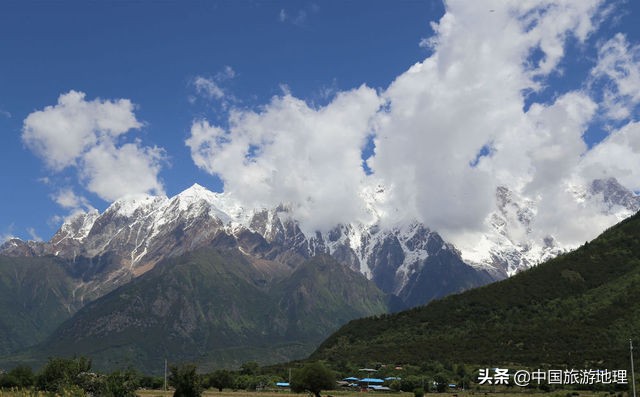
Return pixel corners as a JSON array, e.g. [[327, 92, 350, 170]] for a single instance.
[[461, 178, 640, 276], [589, 178, 640, 214], [1, 183, 493, 307], [2, 177, 637, 306], [1, 179, 636, 370]]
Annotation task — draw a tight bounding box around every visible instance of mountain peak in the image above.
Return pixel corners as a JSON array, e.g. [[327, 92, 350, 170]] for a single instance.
[[173, 184, 249, 223], [108, 195, 165, 218], [176, 183, 217, 201], [184, 182, 208, 193], [48, 209, 102, 246], [590, 177, 640, 213]]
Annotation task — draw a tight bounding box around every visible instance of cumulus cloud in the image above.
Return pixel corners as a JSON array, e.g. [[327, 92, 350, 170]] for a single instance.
[[376, 0, 628, 249], [81, 140, 165, 202], [186, 85, 382, 232], [23, 91, 166, 206], [23, 91, 142, 171], [53, 188, 93, 211], [187, 0, 640, 256], [580, 121, 640, 191]]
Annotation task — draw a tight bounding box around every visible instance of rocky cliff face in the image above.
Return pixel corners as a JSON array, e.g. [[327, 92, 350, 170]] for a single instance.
[[1, 184, 493, 308], [590, 177, 640, 213], [3, 178, 636, 307]]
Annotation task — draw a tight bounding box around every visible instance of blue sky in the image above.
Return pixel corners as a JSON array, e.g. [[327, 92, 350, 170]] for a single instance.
[[1, 0, 640, 245]]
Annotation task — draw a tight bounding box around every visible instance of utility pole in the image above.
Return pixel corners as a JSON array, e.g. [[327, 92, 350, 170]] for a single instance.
[[164, 359, 168, 393], [631, 340, 637, 397]]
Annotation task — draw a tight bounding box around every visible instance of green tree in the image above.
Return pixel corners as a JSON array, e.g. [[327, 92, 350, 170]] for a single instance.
[[389, 380, 401, 392], [0, 365, 34, 388], [169, 363, 202, 397], [433, 374, 448, 393], [291, 362, 335, 397], [206, 369, 234, 392], [400, 376, 422, 392], [103, 369, 140, 397], [239, 361, 260, 376], [140, 374, 164, 389], [234, 374, 258, 391], [36, 356, 92, 393], [76, 371, 103, 395]]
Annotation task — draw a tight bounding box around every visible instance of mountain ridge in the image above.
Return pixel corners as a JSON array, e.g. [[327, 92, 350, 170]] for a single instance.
[[5, 178, 637, 280], [0, 178, 638, 370], [15, 249, 395, 373], [1, 183, 497, 309], [310, 209, 640, 368]]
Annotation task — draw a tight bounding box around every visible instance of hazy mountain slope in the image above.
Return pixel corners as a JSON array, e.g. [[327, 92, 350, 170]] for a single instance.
[[271, 255, 400, 343], [311, 210, 640, 368], [0, 256, 81, 355], [26, 248, 393, 373]]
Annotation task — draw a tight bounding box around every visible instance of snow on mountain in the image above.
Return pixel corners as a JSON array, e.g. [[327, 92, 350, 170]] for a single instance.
[[2, 178, 636, 307], [589, 178, 640, 214], [459, 186, 561, 277], [461, 178, 640, 276]]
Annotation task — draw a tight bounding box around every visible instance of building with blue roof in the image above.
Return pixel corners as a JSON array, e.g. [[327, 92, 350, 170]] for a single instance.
[[359, 378, 385, 385]]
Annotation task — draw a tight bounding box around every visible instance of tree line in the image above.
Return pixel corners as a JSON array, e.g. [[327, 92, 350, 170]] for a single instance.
[[0, 356, 335, 397]]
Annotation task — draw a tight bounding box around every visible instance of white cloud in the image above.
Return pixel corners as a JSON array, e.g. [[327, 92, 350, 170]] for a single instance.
[[0, 224, 16, 244], [218, 66, 236, 80], [591, 33, 640, 120], [0, 108, 10, 118], [368, 0, 603, 240], [192, 68, 237, 109], [26, 227, 42, 242], [580, 121, 640, 191], [187, 0, 640, 256], [52, 188, 94, 211], [193, 76, 225, 100], [186, 85, 382, 232], [23, 91, 142, 171], [418, 37, 431, 49], [278, 4, 318, 27], [23, 91, 166, 204], [81, 140, 165, 201]]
